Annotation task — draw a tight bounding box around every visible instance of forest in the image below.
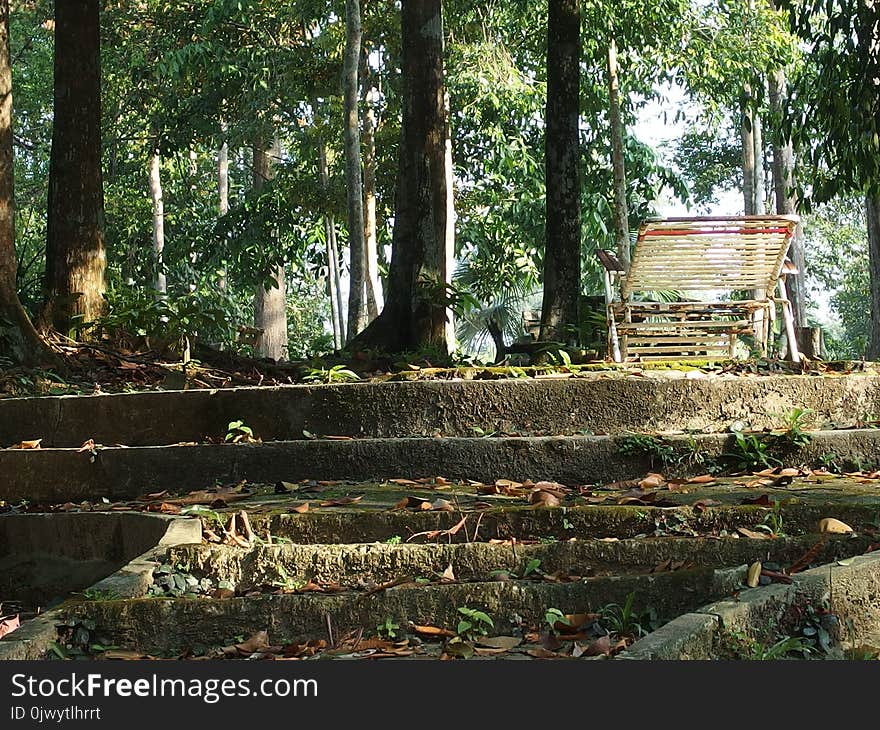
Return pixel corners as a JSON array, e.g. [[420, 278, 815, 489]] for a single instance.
[[0, 0, 877, 378]]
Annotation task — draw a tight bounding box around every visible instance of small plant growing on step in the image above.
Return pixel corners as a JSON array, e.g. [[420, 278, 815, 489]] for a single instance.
[[302, 364, 360, 384], [777, 407, 814, 448], [617, 434, 676, 468], [544, 607, 570, 635], [599, 592, 646, 638], [225, 420, 257, 443], [724, 431, 781, 471], [456, 607, 494, 640], [376, 617, 400, 640]]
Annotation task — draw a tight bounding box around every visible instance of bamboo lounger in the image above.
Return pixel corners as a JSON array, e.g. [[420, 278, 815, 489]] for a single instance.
[[597, 215, 801, 363]]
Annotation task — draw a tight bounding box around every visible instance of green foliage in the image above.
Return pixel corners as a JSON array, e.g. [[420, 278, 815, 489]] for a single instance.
[[225, 420, 255, 443], [456, 607, 494, 640], [617, 434, 676, 467], [599, 592, 648, 638], [544, 607, 570, 635], [376, 617, 400, 640], [79, 588, 121, 602], [724, 431, 782, 471], [302, 364, 360, 384]]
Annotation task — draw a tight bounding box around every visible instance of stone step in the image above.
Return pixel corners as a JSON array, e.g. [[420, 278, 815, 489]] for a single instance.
[[66, 568, 745, 657], [3, 427, 880, 504], [1, 373, 878, 447], [163, 535, 868, 590]]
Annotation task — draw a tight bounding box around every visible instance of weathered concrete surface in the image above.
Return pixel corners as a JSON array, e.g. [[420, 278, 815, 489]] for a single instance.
[[618, 613, 720, 660], [0, 513, 200, 604], [67, 568, 736, 656], [0, 514, 201, 660], [166, 535, 868, 589], [5, 428, 880, 504], [2, 374, 880, 447], [621, 551, 880, 659]]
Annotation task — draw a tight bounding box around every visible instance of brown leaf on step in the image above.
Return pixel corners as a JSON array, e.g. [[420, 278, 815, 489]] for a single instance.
[[754, 468, 778, 477], [389, 478, 420, 486], [440, 563, 456, 582], [687, 474, 716, 484], [283, 639, 326, 658], [444, 637, 474, 659], [604, 478, 642, 491], [289, 502, 309, 514], [747, 561, 762, 587], [639, 473, 666, 488], [431, 498, 454, 512], [495, 478, 523, 489], [149, 502, 181, 514], [779, 467, 801, 477], [412, 625, 456, 638], [737, 527, 771, 540], [319, 494, 365, 507], [11, 439, 41, 449], [761, 569, 793, 584], [819, 517, 853, 534], [556, 613, 598, 633], [741, 494, 772, 506], [233, 630, 270, 655], [745, 478, 773, 488], [527, 647, 563, 659], [530, 490, 560, 507], [476, 636, 521, 651], [212, 588, 235, 599], [534, 480, 568, 496], [0, 614, 19, 640], [788, 539, 827, 574], [142, 490, 170, 500], [101, 649, 147, 660], [692, 498, 721, 512], [585, 635, 613, 657]]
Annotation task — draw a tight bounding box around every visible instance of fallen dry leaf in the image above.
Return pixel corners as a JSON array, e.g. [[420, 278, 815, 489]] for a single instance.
[[639, 473, 666, 488], [319, 494, 365, 507], [233, 630, 270, 655], [476, 635, 521, 651], [531, 490, 560, 507], [431, 498, 454, 512], [585, 635, 613, 656], [440, 563, 456, 582], [687, 474, 716, 484], [289, 502, 310, 514], [819, 517, 853, 534], [0, 614, 19, 640], [412, 625, 456, 638], [747, 561, 762, 587], [11, 439, 41, 450], [737, 527, 771, 540], [100, 649, 147, 660]]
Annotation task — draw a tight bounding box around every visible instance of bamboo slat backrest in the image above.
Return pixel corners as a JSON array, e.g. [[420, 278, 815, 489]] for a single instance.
[[621, 215, 799, 299]]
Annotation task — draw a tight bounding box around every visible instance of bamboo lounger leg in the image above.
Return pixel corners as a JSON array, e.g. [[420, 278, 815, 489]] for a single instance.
[[604, 270, 622, 362], [777, 278, 801, 363]]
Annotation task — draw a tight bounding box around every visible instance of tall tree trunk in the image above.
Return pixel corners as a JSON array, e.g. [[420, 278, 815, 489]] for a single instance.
[[741, 88, 756, 216], [217, 129, 229, 290], [607, 36, 630, 269], [252, 138, 288, 361], [442, 89, 456, 351], [148, 149, 166, 296], [753, 112, 765, 215], [343, 0, 366, 341], [319, 137, 344, 349], [867, 193, 880, 360], [540, 0, 581, 344], [0, 0, 50, 365], [362, 67, 381, 321], [218, 140, 229, 218], [769, 67, 807, 327], [347, 0, 449, 353], [42, 0, 106, 335]]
